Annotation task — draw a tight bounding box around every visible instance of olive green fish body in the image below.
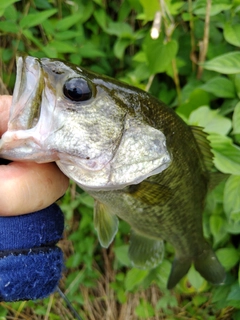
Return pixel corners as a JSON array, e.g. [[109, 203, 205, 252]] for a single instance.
[[89, 95, 207, 256], [86, 90, 225, 288], [90, 101, 207, 254], [0, 56, 225, 288]]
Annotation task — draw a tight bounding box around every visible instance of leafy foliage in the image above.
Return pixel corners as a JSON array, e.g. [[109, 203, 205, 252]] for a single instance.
[[1, 0, 240, 319]]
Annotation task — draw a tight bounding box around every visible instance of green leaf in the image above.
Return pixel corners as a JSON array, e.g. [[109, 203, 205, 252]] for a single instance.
[[156, 291, 178, 309], [0, 21, 19, 33], [238, 265, 240, 287], [187, 265, 205, 290], [105, 21, 134, 38], [79, 193, 94, 208], [22, 29, 44, 50], [69, 53, 82, 66], [194, 2, 232, 16], [55, 13, 85, 31], [144, 36, 178, 74], [0, 0, 19, 9], [23, 28, 58, 58], [234, 74, 240, 99], [124, 268, 149, 291], [54, 31, 83, 41], [234, 311, 240, 320], [156, 260, 172, 288], [224, 23, 240, 47], [0, 0, 19, 15], [92, 0, 104, 6], [216, 247, 239, 271], [224, 175, 240, 221], [114, 38, 131, 59], [133, 51, 147, 63], [114, 245, 131, 267], [203, 52, 240, 74], [79, 42, 105, 58], [34, 0, 52, 9], [232, 102, 240, 135], [139, 0, 159, 21], [135, 300, 155, 318], [168, 1, 185, 15], [45, 40, 77, 53], [210, 215, 227, 246], [225, 220, 240, 235], [124, 64, 150, 86], [209, 134, 240, 175], [1, 48, 13, 62], [220, 99, 239, 117], [118, 0, 132, 21], [201, 76, 236, 98], [212, 285, 230, 304], [227, 283, 240, 301], [192, 295, 208, 307], [177, 89, 210, 118], [20, 9, 57, 29], [179, 80, 203, 103], [3, 3, 18, 20], [189, 106, 232, 135], [93, 9, 108, 29]]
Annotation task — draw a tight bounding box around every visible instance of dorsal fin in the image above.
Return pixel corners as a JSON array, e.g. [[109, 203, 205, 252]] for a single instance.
[[94, 201, 119, 248], [190, 126, 214, 172]]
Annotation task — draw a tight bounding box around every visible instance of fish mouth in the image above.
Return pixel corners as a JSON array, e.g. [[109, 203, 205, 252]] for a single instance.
[[9, 55, 43, 131], [0, 56, 48, 161]]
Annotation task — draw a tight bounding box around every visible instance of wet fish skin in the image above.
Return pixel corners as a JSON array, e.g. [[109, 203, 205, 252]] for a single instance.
[[0, 56, 225, 289], [89, 106, 224, 289], [0, 56, 171, 190]]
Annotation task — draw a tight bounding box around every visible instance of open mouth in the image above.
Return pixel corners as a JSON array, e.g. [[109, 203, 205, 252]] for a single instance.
[[9, 56, 43, 131], [0, 56, 47, 161]]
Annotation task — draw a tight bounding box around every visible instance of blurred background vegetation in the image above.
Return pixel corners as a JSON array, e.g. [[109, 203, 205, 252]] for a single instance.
[[1, 0, 240, 319]]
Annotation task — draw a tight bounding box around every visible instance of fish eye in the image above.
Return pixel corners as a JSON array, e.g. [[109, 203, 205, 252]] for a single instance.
[[63, 78, 92, 101]]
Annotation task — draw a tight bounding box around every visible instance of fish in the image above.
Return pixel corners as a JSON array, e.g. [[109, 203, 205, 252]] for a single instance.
[[0, 56, 225, 289]]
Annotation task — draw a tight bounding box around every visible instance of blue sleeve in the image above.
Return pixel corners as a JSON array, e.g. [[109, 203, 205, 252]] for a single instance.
[[0, 204, 65, 301]]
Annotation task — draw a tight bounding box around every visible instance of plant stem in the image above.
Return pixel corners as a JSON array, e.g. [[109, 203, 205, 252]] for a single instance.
[[188, 0, 197, 71], [172, 58, 181, 105], [197, 0, 212, 79], [145, 74, 155, 92]]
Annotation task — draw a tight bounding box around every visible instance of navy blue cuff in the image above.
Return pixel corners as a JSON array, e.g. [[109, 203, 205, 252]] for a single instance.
[[0, 203, 64, 250], [0, 204, 65, 301]]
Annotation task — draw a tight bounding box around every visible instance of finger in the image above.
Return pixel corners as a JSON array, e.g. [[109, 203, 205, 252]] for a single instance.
[[0, 161, 69, 215], [0, 95, 11, 136]]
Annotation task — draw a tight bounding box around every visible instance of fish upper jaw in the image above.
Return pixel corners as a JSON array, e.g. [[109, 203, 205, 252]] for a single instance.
[[0, 56, 58, 161], [0, 56, 50, 161], [9, 56, 43, 131]]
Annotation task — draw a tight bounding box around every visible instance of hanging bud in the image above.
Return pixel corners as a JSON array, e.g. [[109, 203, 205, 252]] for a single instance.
[[151, 11, 162, 39]]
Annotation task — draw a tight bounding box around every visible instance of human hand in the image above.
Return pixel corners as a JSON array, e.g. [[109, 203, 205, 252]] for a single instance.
[[0, 95, 69, 215]]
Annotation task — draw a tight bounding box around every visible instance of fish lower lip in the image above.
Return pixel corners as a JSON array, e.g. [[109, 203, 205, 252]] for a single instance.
[[8, 56, 43, 131]]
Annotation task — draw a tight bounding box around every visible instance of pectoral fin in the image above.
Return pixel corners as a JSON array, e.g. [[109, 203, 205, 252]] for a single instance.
[[127, 181, 172, 206], [128, 229, 164, 269], [94, 201, 119, 248]]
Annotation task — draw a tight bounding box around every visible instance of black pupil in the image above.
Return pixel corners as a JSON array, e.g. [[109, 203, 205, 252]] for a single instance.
[[63, 78, 92, 101]]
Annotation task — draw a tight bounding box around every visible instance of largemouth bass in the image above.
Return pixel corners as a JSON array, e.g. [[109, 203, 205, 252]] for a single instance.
[[0, 56, 225, 289]]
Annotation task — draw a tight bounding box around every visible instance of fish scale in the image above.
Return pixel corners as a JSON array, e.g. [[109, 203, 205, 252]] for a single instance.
[[0, 56, 225, 289]]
